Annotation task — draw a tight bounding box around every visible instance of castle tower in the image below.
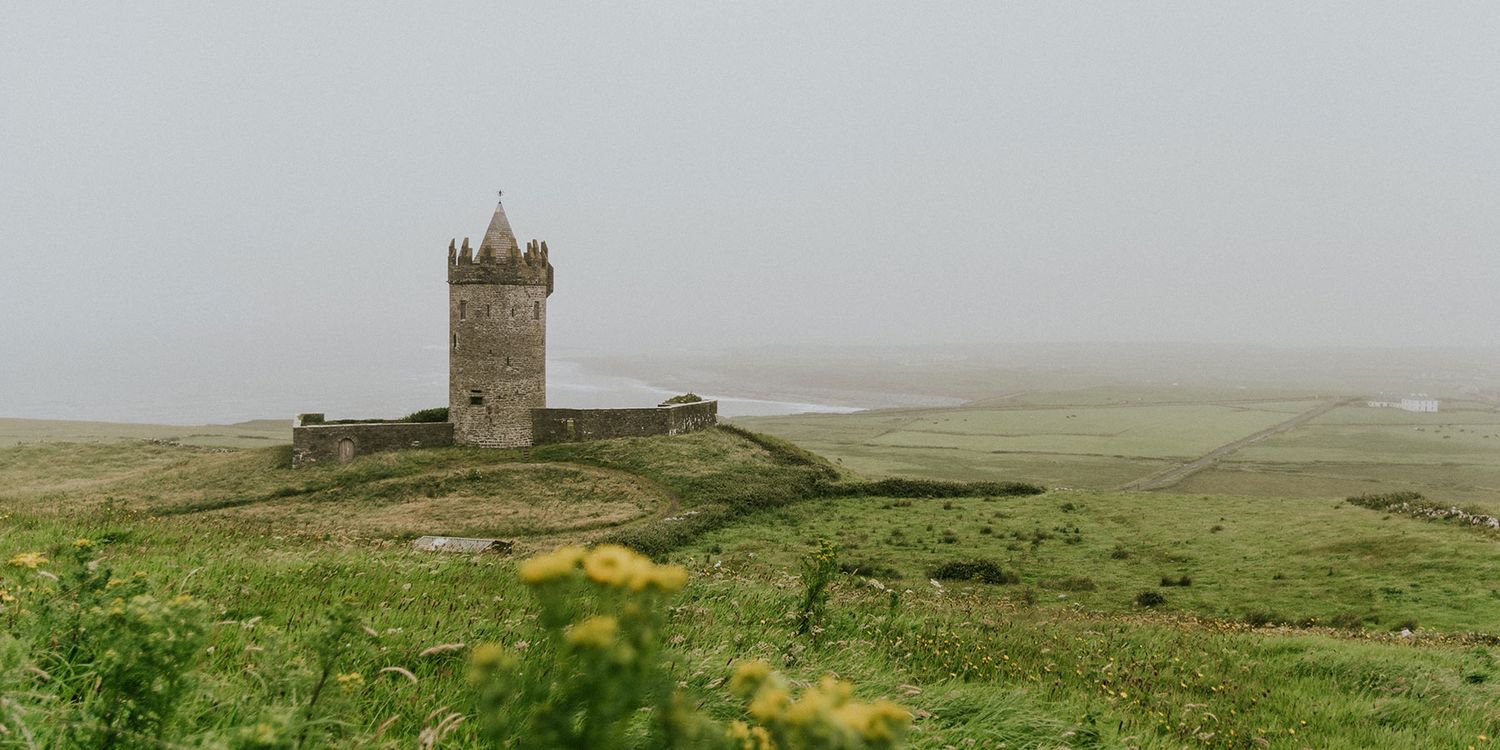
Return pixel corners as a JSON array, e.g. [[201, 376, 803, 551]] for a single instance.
[[447, 199, 555, 447]]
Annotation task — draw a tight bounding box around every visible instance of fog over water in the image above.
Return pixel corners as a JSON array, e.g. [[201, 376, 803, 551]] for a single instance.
[[3, 3, 1499, 422]]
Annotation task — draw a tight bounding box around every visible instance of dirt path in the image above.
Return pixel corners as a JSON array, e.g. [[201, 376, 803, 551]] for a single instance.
[[1120, 397, 1351, 491]]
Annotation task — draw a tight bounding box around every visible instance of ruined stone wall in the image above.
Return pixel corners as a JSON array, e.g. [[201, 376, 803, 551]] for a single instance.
[[449, 282, 548, 447], [531, 400, 718, 445], [291, 422, 454, 468]]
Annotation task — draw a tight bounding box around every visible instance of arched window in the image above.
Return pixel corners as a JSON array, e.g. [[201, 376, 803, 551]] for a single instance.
[[533, 301, 541, 320]]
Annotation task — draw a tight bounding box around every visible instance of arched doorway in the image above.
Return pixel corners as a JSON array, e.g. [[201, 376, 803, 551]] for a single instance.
[[337, 438, 355, 462]]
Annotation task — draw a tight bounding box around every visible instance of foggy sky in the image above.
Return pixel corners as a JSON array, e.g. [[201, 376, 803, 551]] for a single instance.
[[3, 2, 1499, 420]]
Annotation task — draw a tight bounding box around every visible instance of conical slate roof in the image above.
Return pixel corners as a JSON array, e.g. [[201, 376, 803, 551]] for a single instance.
[[480, 200, 518, 252]]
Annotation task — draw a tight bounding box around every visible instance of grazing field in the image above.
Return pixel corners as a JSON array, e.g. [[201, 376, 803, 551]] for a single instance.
[[733, 393, 1326, 490], [739, 390, 1500, 509], [0, 416, 291, 448], [1, 428, 1497, 747]]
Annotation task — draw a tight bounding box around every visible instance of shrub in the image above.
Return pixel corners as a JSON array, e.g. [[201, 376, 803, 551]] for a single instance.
[[660, 392, 705, 405], [1109, 546, 1131, 560], [401, 406, 449, 422], [1134, 591, 1167, 608], [1347, 491, 1425, 508], [819, 478, 1045, 499], [1244, 610, 1282, 628], [1328, 611, 1370, 630], [840, 559, 902, 580], [928, 559, 1020, 585], [797, 540, 839, 641], [939, 530, 959, 544], [1160, 575, 1192, 587]]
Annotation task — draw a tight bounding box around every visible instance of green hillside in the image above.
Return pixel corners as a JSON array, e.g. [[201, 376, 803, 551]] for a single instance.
[[1, 428, 1497, 748]]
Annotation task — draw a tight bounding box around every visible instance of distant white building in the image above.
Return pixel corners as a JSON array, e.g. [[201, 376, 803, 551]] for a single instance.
[[1400, 396, 1439, 413], [1366, 394, 1440, 412]]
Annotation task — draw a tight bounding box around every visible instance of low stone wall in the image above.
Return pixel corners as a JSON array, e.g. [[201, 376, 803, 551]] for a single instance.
[[531, 400, 718, 445], [291, 422, 455, 468]]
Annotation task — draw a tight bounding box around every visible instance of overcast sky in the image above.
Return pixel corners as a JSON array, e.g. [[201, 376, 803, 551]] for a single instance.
[[2, 2, 1498, 419]]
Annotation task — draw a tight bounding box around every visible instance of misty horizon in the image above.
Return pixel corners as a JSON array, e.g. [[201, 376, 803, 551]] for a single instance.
[[4, 3, 1499, 422]]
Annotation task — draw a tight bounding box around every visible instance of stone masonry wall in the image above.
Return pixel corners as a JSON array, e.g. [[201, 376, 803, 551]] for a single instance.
[[531, 400, 718, 445], [449, 281, 548, 447], [291, 422, 454, 468]]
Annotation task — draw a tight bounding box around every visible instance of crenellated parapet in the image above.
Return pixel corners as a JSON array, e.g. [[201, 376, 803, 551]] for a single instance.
[[447, 235, 553, 293]]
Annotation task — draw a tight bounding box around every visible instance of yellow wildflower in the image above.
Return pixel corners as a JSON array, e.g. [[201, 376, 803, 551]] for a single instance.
[[641, 563, 689, 593], [517, 546, 587, 584], [582, 545, 643, 587], [728, 720, 751, 741], [564, 615, 619, 649], [471, 642, 507, 669], [0, 587, 15, 603], [7, 551, 46, 569], [747, 726, 773, 750], [784, 690, 831, 727], [748, 686, 791, 723], [336, 672, 364, 692], [730, 659, 773, 698], [840, 700, 909, 742], [817, 675, 854, 706], [73, 538, 94, 549]]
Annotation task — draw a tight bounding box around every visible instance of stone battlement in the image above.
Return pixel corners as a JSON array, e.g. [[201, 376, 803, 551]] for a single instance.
[[447, 237, 554, 291]]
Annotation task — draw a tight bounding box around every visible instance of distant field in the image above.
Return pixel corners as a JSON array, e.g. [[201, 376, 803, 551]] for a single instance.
[[735, 391, 1326, 490], [0, 416, 291, 447], [740, 390, 1500, 510]]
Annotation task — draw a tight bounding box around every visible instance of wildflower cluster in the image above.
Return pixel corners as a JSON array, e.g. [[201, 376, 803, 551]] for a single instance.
[[472, 545, 691, 747], [472, 545, 911, 749], [519, 543, 689, 592], [728, 660, 910, 749], [796, 539, 839, 641]]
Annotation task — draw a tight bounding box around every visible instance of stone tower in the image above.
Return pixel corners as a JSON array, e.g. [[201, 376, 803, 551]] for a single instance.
[[447, 199, 555, 447]]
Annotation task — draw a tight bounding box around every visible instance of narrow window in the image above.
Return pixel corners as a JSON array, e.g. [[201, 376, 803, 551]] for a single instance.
[[505, 356, 511, 367], [510, 306, 516, 318], [459, 300, 467, 320], [533, 301, 541, 320], [469, 390, 484, 406], [485, 304, 492, 318], [451, 333, 457, 347]]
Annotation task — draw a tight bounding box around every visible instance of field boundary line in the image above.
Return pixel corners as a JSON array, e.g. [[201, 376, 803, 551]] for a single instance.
[[1119, 397, 1352, 491]]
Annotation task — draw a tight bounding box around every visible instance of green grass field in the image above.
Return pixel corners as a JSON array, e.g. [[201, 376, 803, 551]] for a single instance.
[[739, 390, 1500, 512], [2, 426, 1498, 748], [0, 416, 291, 448]]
